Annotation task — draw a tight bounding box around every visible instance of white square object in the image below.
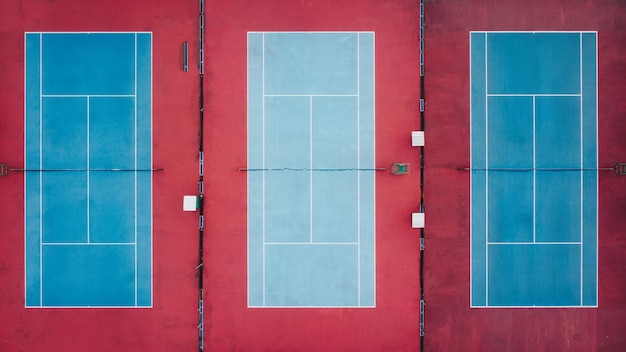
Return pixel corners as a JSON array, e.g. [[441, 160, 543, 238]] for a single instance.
[[412, 212, 425, 228], [412, 131, 425, 146], [183, 195, 198, 211]]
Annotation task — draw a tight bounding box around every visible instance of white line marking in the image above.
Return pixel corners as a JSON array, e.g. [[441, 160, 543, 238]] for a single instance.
[[251, 31, 377, 307], [26, 31, 152, 34], [533, 96, 537, 242], [310, 96, 313, 244], [23, 33, 28, 306], [471, 304, 594, 309], [134, 32, 138, 306], [41, 94, 135, 98], [149, 32, 154, 305], [247, 33, 250, 306], [27, 305, 153, 309], [469, 31, 473, 306], [594, 32, 599, 306], [261, 33, 266, 306], [265, 242, 359, 245], [247, 305, 375, 309], [474, 30, 599, 307], [484, 32, 489, 306], [264, 94, 358, 97], [486, 93, 581, 97], [470, 31, 597, 34], [579, 32, 584, 306], [487, 242, 582, 245], [247, 31, 375, 34], [357, 33, 361, 306], [39, 32, 43, 306], [87, 96, 90, 244], [371, 32, 376, 306], [42, 242, 136, 246]]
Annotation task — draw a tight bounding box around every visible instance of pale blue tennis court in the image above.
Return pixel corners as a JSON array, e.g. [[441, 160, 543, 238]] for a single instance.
[[470, 32, 598, 307], [24, 32, 153, 307], [247, 32, 375, 307]]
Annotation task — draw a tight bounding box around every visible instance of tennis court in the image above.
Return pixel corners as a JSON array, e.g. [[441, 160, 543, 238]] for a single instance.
[[247, 32, 375, 307], [470, 32, 598, 307], [24, 32, 153, 307]]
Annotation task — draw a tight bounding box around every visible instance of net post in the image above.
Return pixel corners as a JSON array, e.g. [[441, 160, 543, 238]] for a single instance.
[[0, 164, 8, 176]]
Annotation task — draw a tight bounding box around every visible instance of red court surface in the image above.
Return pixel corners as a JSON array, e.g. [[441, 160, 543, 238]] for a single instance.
[[1, 0, 625, 351], [204, 1, 420, 351], [425, 1, 626, 351]]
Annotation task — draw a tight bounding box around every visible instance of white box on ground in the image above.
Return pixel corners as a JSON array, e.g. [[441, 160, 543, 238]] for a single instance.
[[412, 131, 425, 146], [412, 212, 425, 228], [183, 195, 198, 211]]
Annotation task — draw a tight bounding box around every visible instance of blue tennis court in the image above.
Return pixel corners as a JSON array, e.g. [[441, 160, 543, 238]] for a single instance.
[[247, 32, 375, 307], [24, 32, 153, 307], [470, 32, 598, 307]]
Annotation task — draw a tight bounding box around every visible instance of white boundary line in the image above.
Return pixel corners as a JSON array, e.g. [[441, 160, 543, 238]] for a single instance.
[[265, 242, 359, 245], [487, 242, 582, 245], [247, 31, 375, 308], [26, 305, 153, 309], [41, 94, 135, 97], [532, 95, 537, 243], [356, 32, 361, 306], [23, 33, 28, 307], [469, 31, 597, 34], [309, 96, 313, 244], [25, 31, 152, 34], [579, 32, 584, 306], [248, 31, 375, 34], [468, 31, 473, 306], [470, 30, 599, 308], [24, 31, 154, 308], [246, 33, 250, 306], [484, 32, 489, 306], [246, 35, 251, 303], [261, 32, 266, 306], [86, 96, 90, 244], [149, 32, 154, 307], [39, 32, 43, 306], [470, 305, 598, 310], [594, 32, 599, 306], [264, 94, 358, 97], [371, 32, 376, 308], [134, 32, 138, 306], [249, 305, 375, 309], [487, 93, 581, 97], [42, 242, 136, 246]]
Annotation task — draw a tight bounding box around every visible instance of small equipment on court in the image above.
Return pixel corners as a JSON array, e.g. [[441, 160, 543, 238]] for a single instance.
[[391, 163, 410, 175]]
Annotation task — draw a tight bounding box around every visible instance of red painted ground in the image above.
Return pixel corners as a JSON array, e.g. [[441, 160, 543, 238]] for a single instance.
[[425, 0, 626, 351], [204, 1, 422, 351], [2, 0, 625, 351], [1, 0, 423, 351], [1, 0, 200, 350]]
